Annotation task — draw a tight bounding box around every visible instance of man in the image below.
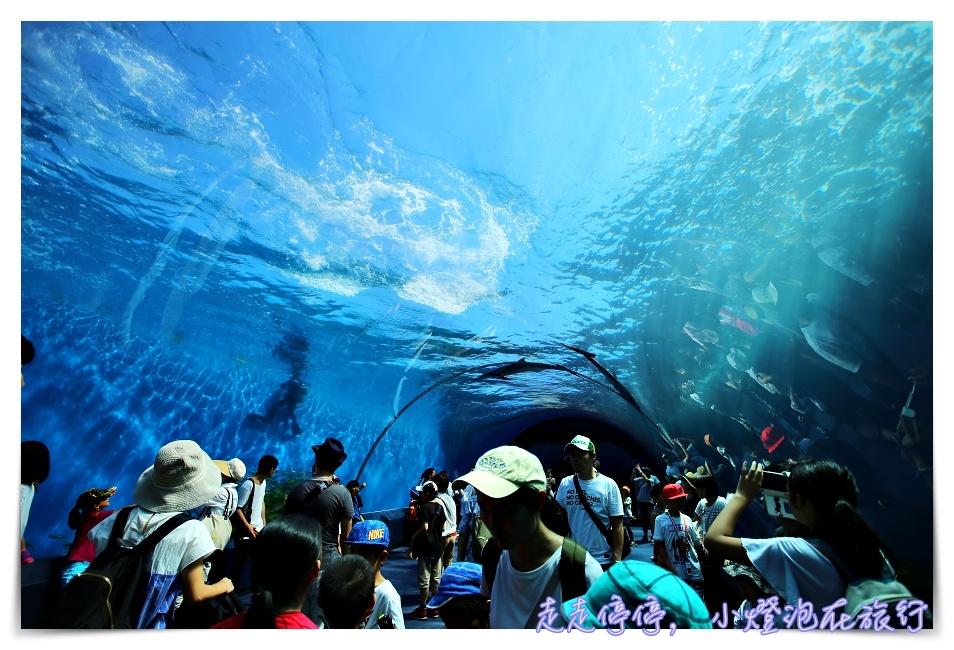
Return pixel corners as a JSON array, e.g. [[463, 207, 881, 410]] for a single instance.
[[233, 455, 278, 539], [283, 437, 354, 625], [453, 446, 603, 629], [406, 481, 445, 620], [555, 435, 624, 571], [229, 454, 278, 586], [455, 475, 478, 562], [282, 438, 354, 561]]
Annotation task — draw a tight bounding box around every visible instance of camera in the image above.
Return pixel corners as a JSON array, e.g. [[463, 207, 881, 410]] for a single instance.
[[761, 471, 796, 520]]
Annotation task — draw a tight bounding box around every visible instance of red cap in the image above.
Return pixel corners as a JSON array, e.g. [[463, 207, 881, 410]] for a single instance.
[[761, 426, 785, 454], [661, 483, 688, 501]]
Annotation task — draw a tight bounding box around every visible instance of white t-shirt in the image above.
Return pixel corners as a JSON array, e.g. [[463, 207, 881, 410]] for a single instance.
[[21, 483, 35, 538], [653, 511, 702, 583], [480, 545, 603, 629], [237, 478, 268, 529], [88, 507, 216, 628], [694, 496, 727, 537], [194, 484, 239, 519], [623, 496, 633, 518], [361, 579, 405, 629], [556, 473, 623, 563], [741, 536, 846, 610]]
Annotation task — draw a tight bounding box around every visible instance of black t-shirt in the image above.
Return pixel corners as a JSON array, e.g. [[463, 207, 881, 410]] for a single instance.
[[412, 501, 444, 558]]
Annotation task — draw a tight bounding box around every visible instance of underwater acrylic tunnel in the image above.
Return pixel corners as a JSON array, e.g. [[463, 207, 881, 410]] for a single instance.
[[20, 20, 934, 624]]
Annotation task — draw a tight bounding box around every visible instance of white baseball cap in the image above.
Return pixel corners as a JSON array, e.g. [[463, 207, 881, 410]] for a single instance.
[[452, 446, 547, 498]]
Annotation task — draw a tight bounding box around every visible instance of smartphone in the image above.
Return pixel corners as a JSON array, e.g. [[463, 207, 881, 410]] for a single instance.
[[761, 471, 789, 494]]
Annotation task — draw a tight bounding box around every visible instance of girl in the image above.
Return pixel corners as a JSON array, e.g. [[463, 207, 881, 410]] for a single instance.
[[60, 486, 117, 586], [212, 514, 323, 628], [705, 458, 888, 612]]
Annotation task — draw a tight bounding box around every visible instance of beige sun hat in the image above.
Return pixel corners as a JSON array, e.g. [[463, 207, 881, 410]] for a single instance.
[[133, 440, 222, 513]]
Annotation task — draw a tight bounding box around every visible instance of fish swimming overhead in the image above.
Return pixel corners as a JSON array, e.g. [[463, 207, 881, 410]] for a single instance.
[[683, 322, 719, 348]]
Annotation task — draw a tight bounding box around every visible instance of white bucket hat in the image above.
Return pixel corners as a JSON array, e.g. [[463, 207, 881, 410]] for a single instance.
[[133, 440, 222, 513], [213, 457, 246, 482]]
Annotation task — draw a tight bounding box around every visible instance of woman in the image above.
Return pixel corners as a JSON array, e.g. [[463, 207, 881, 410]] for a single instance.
[[705, 458, 886, 612], [194, 458, 246, 582], [212, 514, 323, 628], [60, 486, 117, 586], [88, 440, 234, 628]]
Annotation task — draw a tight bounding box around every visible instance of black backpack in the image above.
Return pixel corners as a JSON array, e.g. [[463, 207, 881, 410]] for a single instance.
[[230, 479, 256, 541], [172, 591, 246, 629], [43, 506, 191, 629]]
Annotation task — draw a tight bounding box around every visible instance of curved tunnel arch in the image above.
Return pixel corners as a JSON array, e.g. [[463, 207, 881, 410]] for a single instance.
[[354, 350, 678, 488]]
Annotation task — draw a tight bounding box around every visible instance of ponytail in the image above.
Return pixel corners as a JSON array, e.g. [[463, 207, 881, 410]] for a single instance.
[[67, 503, 85, 530], [790, 459, 884, 578], [243, 588, 278, 629]]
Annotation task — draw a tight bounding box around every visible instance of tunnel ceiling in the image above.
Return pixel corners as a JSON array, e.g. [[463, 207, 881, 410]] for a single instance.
[[20, 22, 933, 566]]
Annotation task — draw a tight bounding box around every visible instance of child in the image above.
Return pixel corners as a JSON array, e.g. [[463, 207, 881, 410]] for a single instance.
[[347, 480, 367, 524], [317, 555, 376, 629], [653, 483, 705, 601], [406, 481, 445, 620], [621, 485, 636, 545], [346, 519, 405, 629], [60, 486, 117, 586], [722, 561, 779, 628], [425, 562, 490, 628]]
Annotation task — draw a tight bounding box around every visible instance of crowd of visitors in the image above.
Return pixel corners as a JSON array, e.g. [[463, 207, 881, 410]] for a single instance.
[[21, 333, 929, 631]]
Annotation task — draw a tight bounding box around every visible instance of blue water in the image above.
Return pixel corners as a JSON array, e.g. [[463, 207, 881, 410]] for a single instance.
[[21, 22, 932, 561]]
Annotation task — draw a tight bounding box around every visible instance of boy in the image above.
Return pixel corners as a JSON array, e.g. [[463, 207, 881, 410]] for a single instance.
[[317, 555, 376, 629], [653, 483, 705, 601], [454, 445, 603, 629], [425, 562, 490, 628], [346, 519, 405, 629]]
